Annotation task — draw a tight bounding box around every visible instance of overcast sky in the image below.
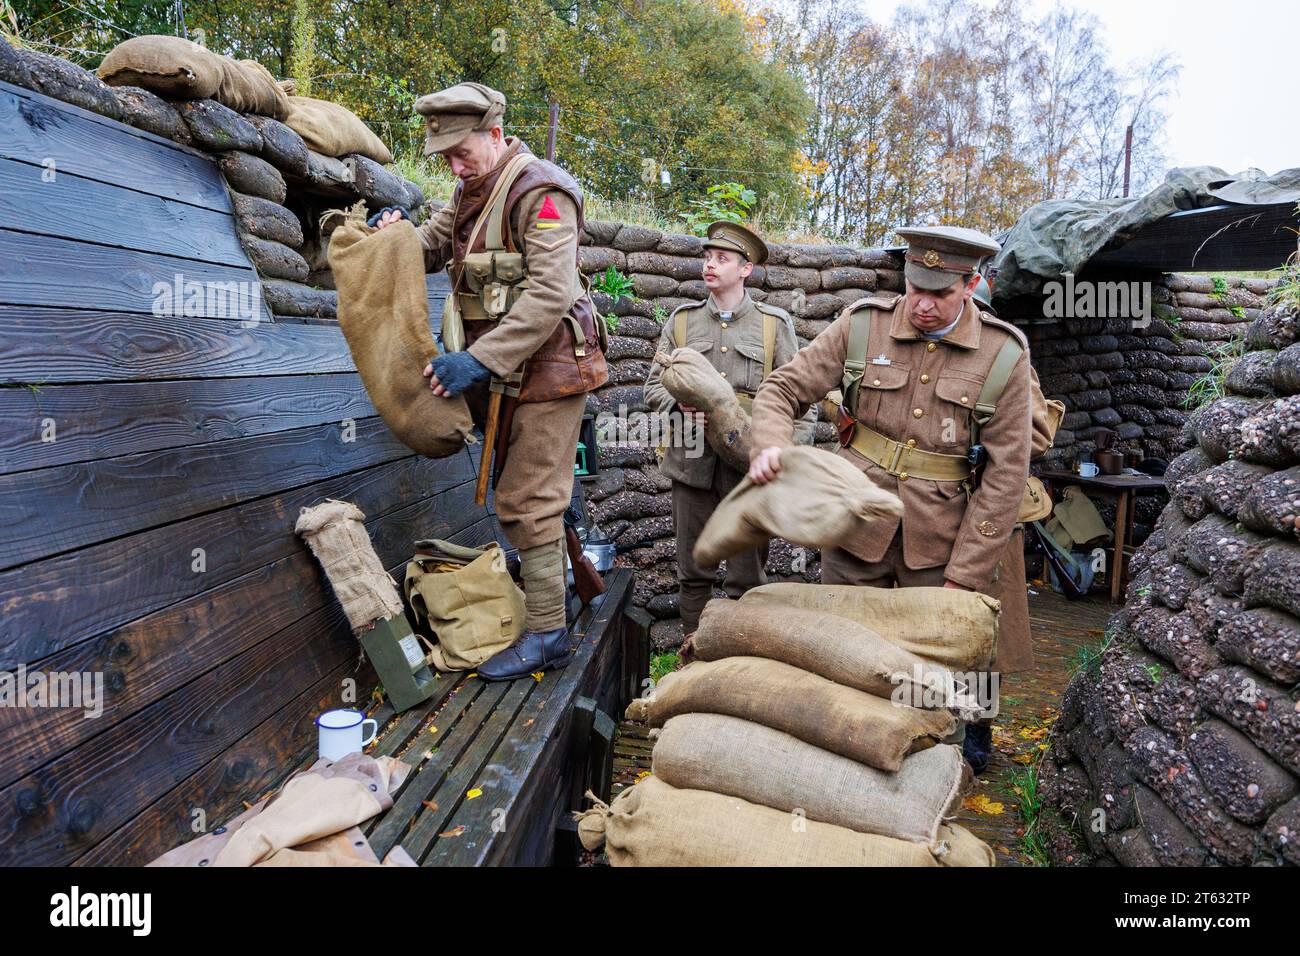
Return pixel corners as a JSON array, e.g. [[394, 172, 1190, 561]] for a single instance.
[[855, 0, 1299, 176]]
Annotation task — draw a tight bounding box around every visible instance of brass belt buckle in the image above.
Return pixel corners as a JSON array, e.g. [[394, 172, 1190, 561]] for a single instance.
[[885, 440, 910, 477]]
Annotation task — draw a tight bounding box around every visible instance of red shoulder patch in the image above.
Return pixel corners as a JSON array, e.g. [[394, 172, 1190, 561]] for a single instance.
[[537, 195, 561, 220]]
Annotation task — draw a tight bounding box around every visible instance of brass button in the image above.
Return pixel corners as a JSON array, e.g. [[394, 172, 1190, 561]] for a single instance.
[[907, 439, 916, 448], [899, 472, 909, 481], [960, 396, 968, 404], [720, 346, 728, 353], [720, 322, 728, 329], [719, 371, 727, 379], [920, 374, 930, 384], [872, 378, 881, 387], [913, 408, 923, 419], [926, 342, 937, 352]]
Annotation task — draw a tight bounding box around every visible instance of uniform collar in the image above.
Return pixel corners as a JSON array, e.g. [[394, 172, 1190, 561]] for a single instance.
[[889, 296, 981, 350], [706, 290, 756, 321]]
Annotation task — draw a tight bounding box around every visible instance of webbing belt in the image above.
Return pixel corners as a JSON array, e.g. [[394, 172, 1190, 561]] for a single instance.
[[847, 422, 970, 482]]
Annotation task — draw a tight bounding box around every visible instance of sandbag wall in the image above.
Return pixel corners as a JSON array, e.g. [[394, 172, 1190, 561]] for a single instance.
[[1036, 298, 1300, 866], [0, 39, 426, 323]]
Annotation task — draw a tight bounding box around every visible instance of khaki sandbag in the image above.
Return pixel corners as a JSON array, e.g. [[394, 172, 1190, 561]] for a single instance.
[[693, 445, 902, 567], [692, 599, 980, 713], [653, 714, 969, 846], [625, 656, 953, 771], [575, 776, 993, 867], [214, 58, 290, 119], [740, 582, 999, 671], [285, 94, 393, 164], [404, 541, 526, 672], [653, 347, 750, 471], [327, 218, 473, 457], [97, 35, 223, 99]]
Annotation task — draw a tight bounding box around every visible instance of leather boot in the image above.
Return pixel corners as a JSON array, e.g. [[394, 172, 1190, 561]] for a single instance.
[[477, 625, 573, 682], [963, 721, 993, 775], [478, 539, 572, 682]]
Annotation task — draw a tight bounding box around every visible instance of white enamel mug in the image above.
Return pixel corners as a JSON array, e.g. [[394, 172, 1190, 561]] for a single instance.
[[316, 708, 378, 761]]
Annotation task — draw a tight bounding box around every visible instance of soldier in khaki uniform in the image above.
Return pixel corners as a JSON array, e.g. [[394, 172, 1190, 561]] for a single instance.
[[749, 226, 1032, 740], [643, 222, 815, 639], [375, 82, 608, 681]]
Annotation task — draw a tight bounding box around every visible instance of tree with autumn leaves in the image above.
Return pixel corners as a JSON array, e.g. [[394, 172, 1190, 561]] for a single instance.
[[11, 0, 1177, 242]]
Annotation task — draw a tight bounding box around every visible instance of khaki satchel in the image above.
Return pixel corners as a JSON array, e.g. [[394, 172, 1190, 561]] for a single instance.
[[403, 540, 525, 672]]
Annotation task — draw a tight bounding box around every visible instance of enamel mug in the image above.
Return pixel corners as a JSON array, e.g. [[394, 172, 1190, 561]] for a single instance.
[[316, 708, 378, 761]]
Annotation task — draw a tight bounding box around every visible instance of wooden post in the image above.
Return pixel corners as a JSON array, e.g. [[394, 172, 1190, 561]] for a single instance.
[[1123, 124, 1133, 198], [546, 100, 559, 162]]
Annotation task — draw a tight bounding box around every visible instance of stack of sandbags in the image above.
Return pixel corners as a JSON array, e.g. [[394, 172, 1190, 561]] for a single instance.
[[97, 36, 289, 118], [578, 586, 1002, 866], [90, 37, 425, 318]]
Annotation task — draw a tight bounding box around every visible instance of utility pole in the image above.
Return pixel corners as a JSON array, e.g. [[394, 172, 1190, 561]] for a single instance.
[[1122, 124, 1133, 198], [546, 100, 559, 162]]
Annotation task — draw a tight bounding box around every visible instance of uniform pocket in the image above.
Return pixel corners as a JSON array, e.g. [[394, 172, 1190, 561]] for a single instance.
[[932, 376, 980, 451], [855, 362, 910, 424]]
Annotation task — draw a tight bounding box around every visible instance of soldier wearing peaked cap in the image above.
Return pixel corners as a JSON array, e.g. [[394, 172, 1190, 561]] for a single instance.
[[644, 221, 816, 644], [374, 82, 609, 682], [748, 225, 1033, 743]]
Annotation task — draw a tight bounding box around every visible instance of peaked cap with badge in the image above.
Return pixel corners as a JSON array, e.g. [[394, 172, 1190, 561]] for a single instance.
[[702, 220, 769, 265], [895, 225, 1000, 290]]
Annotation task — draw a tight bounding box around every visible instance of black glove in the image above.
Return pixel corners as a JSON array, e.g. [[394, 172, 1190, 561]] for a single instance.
[[366, 205, 411, 228], [429, 351, 491, 397]]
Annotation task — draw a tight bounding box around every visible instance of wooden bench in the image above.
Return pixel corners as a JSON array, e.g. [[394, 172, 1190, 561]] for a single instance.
[[267, 569, 644, 866]]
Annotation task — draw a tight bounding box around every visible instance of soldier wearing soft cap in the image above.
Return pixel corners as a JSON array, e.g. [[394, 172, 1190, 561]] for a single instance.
[[375, 81, 608, 681]]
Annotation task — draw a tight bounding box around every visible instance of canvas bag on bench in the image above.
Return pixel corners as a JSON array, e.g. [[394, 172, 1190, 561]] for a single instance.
[[403, 539, 526, 672]]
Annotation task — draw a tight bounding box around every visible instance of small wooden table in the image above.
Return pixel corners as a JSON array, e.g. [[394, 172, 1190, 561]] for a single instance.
[[1037, 470, 1167, 602]]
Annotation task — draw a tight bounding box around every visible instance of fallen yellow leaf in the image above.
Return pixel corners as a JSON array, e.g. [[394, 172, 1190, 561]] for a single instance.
[[532, 672, 544, 681], [466, 788, 482, 800], [962, 794, 1006, 816], [439, 825, 466, 838]]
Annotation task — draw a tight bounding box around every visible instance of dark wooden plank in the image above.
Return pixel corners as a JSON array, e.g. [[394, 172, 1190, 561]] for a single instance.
[[368, 676, 465, 760], [0, 416, 417, 571], [1088, 202, 1300, 273], [0, 82, 230, 211], [0, 451, 475, 668], [71, 515, 497, 867], [0, 481, 488, 790], [431, 571, 633, 866], [0, 373, 376, 474], [0, 590, 360, 867], [364, 679, 500, 860], [395, 680, 532, 863], [0, 157, 248, 268], [0, 229, 271, 322], [0, 306, 356, 385], [73, 656, 368, 867]]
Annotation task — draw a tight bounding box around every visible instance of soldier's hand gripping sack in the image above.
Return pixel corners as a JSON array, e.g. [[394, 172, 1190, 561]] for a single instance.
[[693, 445, 902, 567], [328, 218, 473, 458], [653, 347, 751, 472]]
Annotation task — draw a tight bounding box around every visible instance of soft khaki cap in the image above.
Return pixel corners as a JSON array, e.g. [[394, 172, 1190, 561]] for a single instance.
[[895, 225, 1000, 291], [702, 220, 768, 265], [413, 82, 506, 155]]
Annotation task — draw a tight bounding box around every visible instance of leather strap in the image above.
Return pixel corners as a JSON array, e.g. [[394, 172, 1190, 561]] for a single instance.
[[847, 422, 970, 481], [841, 305, 874, 414], [470, 152, 536, 253], [973, 336, 1023, 429]]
